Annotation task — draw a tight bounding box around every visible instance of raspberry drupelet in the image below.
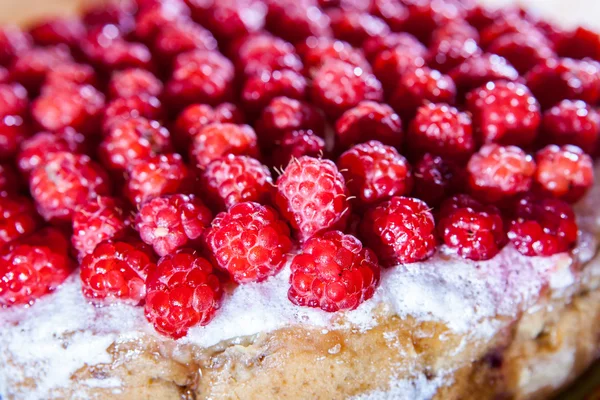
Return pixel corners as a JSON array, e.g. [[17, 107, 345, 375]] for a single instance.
[[360, 196, 436, 266], [234, 34, 303, 78], [190, 122, 259, 168], [269, 130, 327, 169], [540, 100, 600, 154], [144, 250, 223, 339], [275, 156, 350, 242], [412, 154, 463, 208], [337, 140, 412, 209], [108, 68, 163, 100], [102, 95, 165, 134], [298, 37, 370, 77], [80, 239, 156, 305], [448, 53, 519, 98], [0, 195, 39, 247], [288, 230, 380, 312], [241, 69, 308, 115], [134, 193, 212, 257]]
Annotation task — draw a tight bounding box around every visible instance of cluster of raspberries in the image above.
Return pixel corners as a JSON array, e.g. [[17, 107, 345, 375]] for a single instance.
[[0, 0, 598, 339]]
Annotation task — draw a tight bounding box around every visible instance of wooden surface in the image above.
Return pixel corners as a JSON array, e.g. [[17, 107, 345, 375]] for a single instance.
[[0, 0, 104, 26]]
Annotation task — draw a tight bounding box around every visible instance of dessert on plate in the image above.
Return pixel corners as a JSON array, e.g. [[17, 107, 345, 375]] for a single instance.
[[1, 0, 600, 399]]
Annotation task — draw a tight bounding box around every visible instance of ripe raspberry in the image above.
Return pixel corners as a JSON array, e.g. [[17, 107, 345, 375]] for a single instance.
[[540, 100, 600, 153], [288, 230, 380, 311], [0, 195, 39, 247], [235, 34, 303, 77], [265, 0, 331, 44], [334, 101, 402, 150], [0, 163, 20, 195], [556, 26, 600, 61], [134, 0, 191, 42], [0, 83, 28, 117], [71, 196, 130, 259], [10, 45, 72, 93], [448, 53, 519, 97], [17, 129, 86, 177], [80, 239, 156, 305], [360, 196, 436, 266], [487, 32, 555, 75], [152, 21, 218, 66], [311, 60, 383, 119], [362, 32, 424, 62], [467, 144, 536, 203], [466, 81, 541, 147], [0, 66, 8, 83], [534, 145, 594, 203], [190, 0, 266, 43], [108, 68, 163, 99], [389, 67, 456, 121], [241, 69, 307, 114], [45, 63, 98, 89], [275, 156, 350, 241], [0, 116, 28, 160], [412, 153, 463, 208], [507, 194, 578, 256], [145, 250, 223, 339], [298, 37, 370, 77], [100, 117, 172, 172], [135, 193, 212, 256], [190, 123, 259, 168], [407, 103, 474, 162], [371, 0, 408, 32], [402, 0, 465, 44], [269, 130, 326, 169], [372, 45, 426, 91], [126, 153, 191, 205], [30, 152, 110, 222], [479, 15, 540, 48], [337, 140, 412, 208], [102, 95, 165, 134], [29, 17, 85, 50], [165, 50, 235, 110], [437, 195, 505, 261], [328, 9, 390, 48], [82, 1, 136, 32], [427, 37, 481, 73], [0, 227, 73, 306], [173, 103, 243, 150], [430, 19, 479, 44], [0, 26, 32, 66]]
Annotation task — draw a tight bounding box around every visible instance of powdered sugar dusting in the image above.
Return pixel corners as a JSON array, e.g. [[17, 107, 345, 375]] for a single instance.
[[352, 371, 452, 400]]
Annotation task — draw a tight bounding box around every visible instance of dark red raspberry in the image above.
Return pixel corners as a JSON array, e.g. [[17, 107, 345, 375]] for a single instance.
[[328, 9, 390, 48], [299, 37, 370, 77], [100, 117, 172, 172], [152, 21, 217, 66], [0, 116, 28, 161], [108, 68, 163, 99], [126, 153, 191, 205], [28, 17, 85, 50], [0, 163, 20, 195], [360, 196, 436, 266], [190, 0, 266, 43], [134, 0, 191, 42], [0, 26, 32, 66], [275, 156, 350, 241], [534, 145, 594, 203], [190, 123, 259, 168], [0, 227, 73, 307], [337, 140, 412, 208], [389, 67, 456, 121], [102, 95, 165, 134], [479, 15, 540, 48], [555, 27, 600, 61], [466, 81, 541, 147], [465, 4, 502, 31], [427, 37, 481, 73], [45, 63, 98, 89], [0, 195, 39, 247], [311, 60, 383, 119], [145, 250, 223, 339], [372, 44, 426, 91], [412, 154, 463, 208], [17, 129, 86, 177], [507, 194, 578, 257], [0, 66, 8, 83], [71, 196, 130, 259], [241, 69, 308, 115], [362, 32, 424, 62], [430, 19, 479, 43], [407, 103, 474, 162], [437, 195, 505, 261], [82, 1, 136, 32], [9, 45, 72, 93], [201, 155, 273, 211], [288, 230, 380, 311], [266, 0, 332, 44], [269, 130, 326, 169], [0, 83, 28, 117], [487, 32, 555, 75], [135, 193, 212, 256], [235, 34, 303, 78], [402, 0, 465, 44], [80, 239, 156, 305], [448, 53, 519, 97], [540, 100, 600, 153], [173, 103, 243, 150], [206, 202, 291, 283], [467, 144, 536, 203], [526, 58, 600, 109], [371, 0, 409, 32]]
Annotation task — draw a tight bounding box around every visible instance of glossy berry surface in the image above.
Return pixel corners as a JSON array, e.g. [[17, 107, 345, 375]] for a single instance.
[[269, 130, 326, 169], [334, 101, 402, 149], [299, 37, 370, 76], [540, 100, 600, 153], [173, 103, 243, 150], [449, 53, 519, 97], [17, 129, 86, 177], [108, 68, 163, 99], [190, 123, 259, 168], [241, 69, 307, 114], [0, 195, 39, 247], [412, 154, 462, 208]]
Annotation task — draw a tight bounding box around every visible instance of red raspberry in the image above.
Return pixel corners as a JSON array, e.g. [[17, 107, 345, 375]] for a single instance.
[[466, 81, 541, 147], [334, 101, 402, 150], [144, 250, 223, 339], [135, 193, 212, 256], [100, 117, 172, 172], [449, 53, 519, 97], [467, 144, 536, 203], [9, 45, 72, 93], [437, 195, 505, 261], [17, 129, 86, 177], [29, 17, 85, 50], [235, 34, 303, 78], [80, 239, 156, 305], [328, 9, 390, 48], [0, 83, 28, 117], [360, 196, 436, 266], [534, 145, 594, 203], [173, 103, 243, 150], [288, 230, 380, 311], [465, 4, 503, 31], [206, 202, 291, 283], [82, 1, 136, 32], [487, 32, 555, 75], [389, 67, 456, 121], [479, 15, 540, 48], [269, 130, 326, 169], [412, 153, 463, 208], [311, 60, 383, 119], [540, 100, 600, 154], [30, 152, 110, 222], [45, 63, 98, 89], [507, 194, 578, 257], [0, 227, 73, 307], [256, 96, 325, 149], [362, 32, 423, 62], [134, 0, 191, 42], [0, 195, 39, 247], [0, 66, 8, 83], [32, 84, 105, 136], [126, 153, 191, 205], [337, 140, 412, 208], [152, 21, 217, 66], [102, 95, 165, 134], [0, 163, 20, 195], [430, 19, 479, 44], [275, 156, 350, 241], [407, 103, 474, 162], [241, 69, 308, 114], [299, 37, 370, 77], [0, 26, 32, 66], [0, 116, 28, 161], [402, 0, 465, 44], [371, 0, 409, 32], [190, 0, 266, 43], [71, 196, 130, 259], [428, 37, 481, 73], [108, 68, 163, 99], [556, 27, 600, 61], [372, 44, 427, 91], [526, 58, 600, 109], [266, 0, 332, 44], [201, 155, 273, 211], [190, 123, 259, 168]]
